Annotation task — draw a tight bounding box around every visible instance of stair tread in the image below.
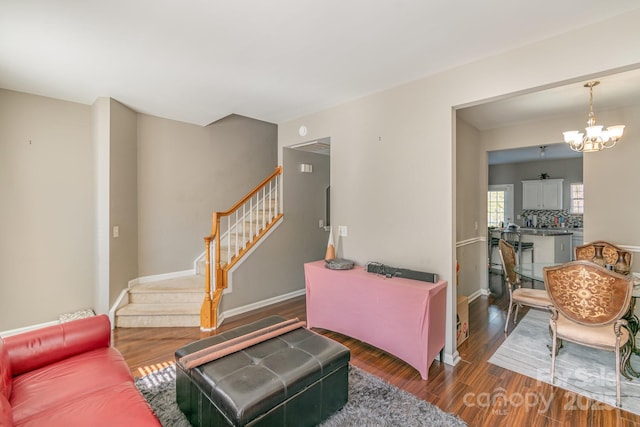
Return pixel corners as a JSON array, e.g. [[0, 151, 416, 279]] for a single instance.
[[117, 302, 200, 316], [130, 275, 204, 293]]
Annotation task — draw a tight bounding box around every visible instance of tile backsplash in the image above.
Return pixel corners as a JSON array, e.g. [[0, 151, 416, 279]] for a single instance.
[[521, 209, 583, 228]]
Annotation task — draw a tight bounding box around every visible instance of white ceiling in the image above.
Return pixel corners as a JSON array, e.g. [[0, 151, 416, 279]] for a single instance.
[[2, 1, 640, 126]]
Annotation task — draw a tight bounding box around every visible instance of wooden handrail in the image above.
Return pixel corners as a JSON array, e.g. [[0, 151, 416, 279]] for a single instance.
[[201, 166, 283, 330], [216, 166, 282, 220]]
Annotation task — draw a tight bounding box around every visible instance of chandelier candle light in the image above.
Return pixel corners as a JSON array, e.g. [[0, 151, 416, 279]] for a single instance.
[[562, 81, 625, 152]]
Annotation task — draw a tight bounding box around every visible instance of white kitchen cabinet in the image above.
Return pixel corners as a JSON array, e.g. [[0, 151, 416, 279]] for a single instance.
[[522, 179, 563, 210]]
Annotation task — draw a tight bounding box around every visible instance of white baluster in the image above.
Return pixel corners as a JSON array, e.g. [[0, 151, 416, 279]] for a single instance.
[[227, 216, 231, 263], [242, 204, 246, 247], [274, 175, 279, 216], [262, 187, 266, 230]]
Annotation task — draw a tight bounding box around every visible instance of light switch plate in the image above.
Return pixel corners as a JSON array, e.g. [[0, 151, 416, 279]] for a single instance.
[[338, 225, 348, 237]]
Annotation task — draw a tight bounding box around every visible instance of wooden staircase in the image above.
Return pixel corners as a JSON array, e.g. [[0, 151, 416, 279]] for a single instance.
[[115, 167, 283, 328], [115, 275, 203, 327]]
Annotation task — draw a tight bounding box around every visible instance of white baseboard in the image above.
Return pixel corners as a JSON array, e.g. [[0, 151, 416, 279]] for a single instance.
[[467, 289, 487, 302], [444, 349, 460, 366], [222, 288, 306, 320], [0, 320, 60, 338]]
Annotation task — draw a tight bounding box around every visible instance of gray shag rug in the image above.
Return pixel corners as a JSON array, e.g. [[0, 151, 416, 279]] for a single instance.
[[135, 364, 467, 426]]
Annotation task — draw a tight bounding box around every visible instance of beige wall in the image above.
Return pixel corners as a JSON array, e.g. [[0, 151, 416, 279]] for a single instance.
[[109, 99, 138, 306], [0, 90, 278, 330], [0, 89, 94, 330], [278, 10, 640, 364], [137, 114, 277, 276], [584, 105, 640, 248], [456, 119, 486, 297]]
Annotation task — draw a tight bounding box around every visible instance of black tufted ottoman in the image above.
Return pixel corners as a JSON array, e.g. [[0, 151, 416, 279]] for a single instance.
[[175, 315, 350, 426]]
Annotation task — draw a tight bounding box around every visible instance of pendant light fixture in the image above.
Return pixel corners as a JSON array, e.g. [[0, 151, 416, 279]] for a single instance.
[[562, 81, 625, 152]]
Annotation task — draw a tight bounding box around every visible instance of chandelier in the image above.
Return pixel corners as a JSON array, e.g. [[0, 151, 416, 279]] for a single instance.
[[562, 81, 625, 152]]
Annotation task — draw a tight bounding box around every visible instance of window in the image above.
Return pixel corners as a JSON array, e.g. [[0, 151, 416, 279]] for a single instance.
[[487, 190, 505, 227], [487, 184, 514, 228], [570, 183, 584, 214]]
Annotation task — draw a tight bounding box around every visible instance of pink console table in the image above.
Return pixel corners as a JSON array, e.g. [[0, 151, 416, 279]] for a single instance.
[[304, 260, 447, 380]]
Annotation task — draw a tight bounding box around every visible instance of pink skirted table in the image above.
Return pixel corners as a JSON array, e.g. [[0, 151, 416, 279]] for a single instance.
[[304, 260, 448, 380]]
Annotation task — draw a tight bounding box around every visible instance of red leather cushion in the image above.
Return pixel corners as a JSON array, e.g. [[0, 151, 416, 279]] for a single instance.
[[0, 338, 12, 399], [0, 393, 13, 427], [4, 315, 110, 377], [10, 347, 133, 424], [13, 382, 160, 427]]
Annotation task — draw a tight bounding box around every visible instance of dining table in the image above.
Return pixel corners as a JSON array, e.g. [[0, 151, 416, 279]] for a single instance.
[[513, 262, 557, 283]]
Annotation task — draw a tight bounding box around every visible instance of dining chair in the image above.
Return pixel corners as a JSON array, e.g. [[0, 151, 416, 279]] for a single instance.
[[488, 228, 504, 296], [574, 240, 633, 269], [500, 230, 534, 266], [498, 239, 551, 334], [543, 260, 634, 407]]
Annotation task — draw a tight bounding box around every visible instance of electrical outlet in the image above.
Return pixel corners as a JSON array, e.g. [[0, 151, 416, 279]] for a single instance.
[[319, 219, 324, 228], [338, 225, 348, 237], [112, 226, 119, 238]]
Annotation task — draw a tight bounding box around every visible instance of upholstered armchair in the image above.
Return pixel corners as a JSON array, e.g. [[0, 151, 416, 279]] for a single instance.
[[574, 240, 633, 270], [543, 260, 634, 407], [498, 239, 551, 334]]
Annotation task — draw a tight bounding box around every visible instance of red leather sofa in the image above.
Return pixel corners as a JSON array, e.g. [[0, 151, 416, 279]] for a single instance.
[[0, 315, 160, 427]]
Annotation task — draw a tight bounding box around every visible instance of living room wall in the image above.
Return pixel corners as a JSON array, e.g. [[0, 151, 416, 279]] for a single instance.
[[136, 114, 277, 277], [0, 91, 278, 330], [278, 10, 640, 365], [0, 89, 94, 330], [109, 99, 139, 309]]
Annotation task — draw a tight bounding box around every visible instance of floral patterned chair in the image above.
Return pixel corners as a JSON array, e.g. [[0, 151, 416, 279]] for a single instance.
[[498, 239, 551, 334], [574, 240, 633, 272], [543, 260, 634, 407]]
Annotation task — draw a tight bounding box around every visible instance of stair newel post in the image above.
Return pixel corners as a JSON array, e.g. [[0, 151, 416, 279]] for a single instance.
[[200, 235, 214, 330]]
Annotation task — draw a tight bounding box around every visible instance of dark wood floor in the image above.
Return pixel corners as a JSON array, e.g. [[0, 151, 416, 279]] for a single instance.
[[113, 273, 640, 427]]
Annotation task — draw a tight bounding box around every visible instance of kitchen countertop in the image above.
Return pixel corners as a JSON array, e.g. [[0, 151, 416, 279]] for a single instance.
[[492, 227, 579, 236]]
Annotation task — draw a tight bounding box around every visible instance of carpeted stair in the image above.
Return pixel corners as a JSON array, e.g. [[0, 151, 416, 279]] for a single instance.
[[115, 275, 205, 327]]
